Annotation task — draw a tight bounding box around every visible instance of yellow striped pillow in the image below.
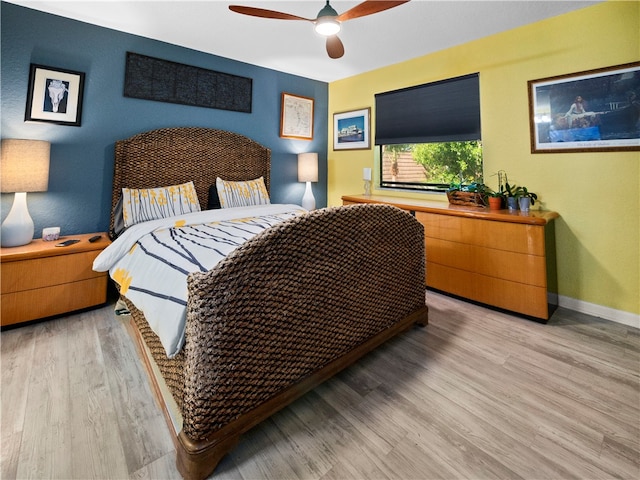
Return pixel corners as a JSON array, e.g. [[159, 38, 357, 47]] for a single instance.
[[122, 181, 200, 227], [216, 177, 270, 208]]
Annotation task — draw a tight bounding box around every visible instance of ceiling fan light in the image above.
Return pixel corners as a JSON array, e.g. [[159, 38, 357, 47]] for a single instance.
[[315, 17, 341, 36]]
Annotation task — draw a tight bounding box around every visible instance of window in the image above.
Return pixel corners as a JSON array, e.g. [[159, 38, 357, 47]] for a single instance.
[[375, 73, 482, 192]]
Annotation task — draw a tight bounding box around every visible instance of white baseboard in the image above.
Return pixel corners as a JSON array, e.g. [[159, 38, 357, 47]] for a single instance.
[[557, 295, 640, 329]]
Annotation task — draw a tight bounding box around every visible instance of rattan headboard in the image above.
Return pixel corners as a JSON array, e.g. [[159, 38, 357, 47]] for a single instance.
[[110, 127, 271, 233]]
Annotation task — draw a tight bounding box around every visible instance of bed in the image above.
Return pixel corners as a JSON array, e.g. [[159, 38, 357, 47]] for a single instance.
[[96, 127, 429, 479]]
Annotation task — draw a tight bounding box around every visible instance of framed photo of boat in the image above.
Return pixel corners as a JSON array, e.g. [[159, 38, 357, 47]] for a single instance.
[[333, 107, 371, 150], [528, 62, 640, 153]]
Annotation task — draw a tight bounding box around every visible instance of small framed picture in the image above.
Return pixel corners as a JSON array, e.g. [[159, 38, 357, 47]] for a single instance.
[[280, 92, 314, 140], [528, 62, 639, 153], [333, 107, 371, 150], [25, 64, 85, 127]]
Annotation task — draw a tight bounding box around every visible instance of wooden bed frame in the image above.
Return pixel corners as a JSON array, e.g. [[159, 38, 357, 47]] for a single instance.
[[110, 127, 429, 479]]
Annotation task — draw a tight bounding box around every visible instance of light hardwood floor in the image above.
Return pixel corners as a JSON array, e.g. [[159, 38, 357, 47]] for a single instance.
[[2, 290, 638, 479]]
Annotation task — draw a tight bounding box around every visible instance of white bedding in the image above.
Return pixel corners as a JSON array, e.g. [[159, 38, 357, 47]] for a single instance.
[[93, 204, 306, 357]]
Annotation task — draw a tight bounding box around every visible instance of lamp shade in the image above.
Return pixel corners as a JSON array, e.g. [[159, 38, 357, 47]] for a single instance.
[[315, 18, 341, 36], [298, 152, 318, 183], [314, 1, 341, 36], [1, 139, 50, 193]]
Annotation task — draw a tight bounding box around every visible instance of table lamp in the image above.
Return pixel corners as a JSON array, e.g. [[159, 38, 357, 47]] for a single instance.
[[1, 139, 50, 247], [298, 152, 318, 210]]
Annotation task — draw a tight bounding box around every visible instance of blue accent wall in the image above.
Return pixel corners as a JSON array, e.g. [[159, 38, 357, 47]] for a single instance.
[[1, 2, 328, 237]]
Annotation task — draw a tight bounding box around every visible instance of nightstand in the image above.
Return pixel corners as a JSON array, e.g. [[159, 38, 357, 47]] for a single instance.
[[1, 232, 111, 327]]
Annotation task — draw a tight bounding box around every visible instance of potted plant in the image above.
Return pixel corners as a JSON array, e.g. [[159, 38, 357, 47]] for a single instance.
[[504, 181, 519, 210], [488, 190, 504, 210], [514, 186, 538, 211], [495, 170, 518, 210], [446, 181, 491, 207]]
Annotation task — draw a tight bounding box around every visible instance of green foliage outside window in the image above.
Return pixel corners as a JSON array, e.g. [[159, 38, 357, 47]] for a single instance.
[[413, 141, 483, 185], [381, 141, 483, 190]]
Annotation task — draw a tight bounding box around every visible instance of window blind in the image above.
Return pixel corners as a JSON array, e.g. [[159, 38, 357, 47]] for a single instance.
[[375, 73, 481, 145]]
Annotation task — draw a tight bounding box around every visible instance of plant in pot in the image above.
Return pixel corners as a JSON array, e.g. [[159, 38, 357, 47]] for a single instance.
[[446, 181, 491, 207], [495, 170, 518, 210], [504, 181, 519, 210], [514, 186, 538, 212], [488, 190, 505, 210]]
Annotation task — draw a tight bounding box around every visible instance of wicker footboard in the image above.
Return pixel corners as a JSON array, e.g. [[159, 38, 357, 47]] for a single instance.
[[172, 204, 428, 479]]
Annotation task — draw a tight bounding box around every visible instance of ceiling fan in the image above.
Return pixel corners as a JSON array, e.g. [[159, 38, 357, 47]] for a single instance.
[[229, 1, 410, 59]]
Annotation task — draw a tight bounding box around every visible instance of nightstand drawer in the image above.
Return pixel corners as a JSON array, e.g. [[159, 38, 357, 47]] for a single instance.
[[1, 250, 103, 294], [1, 276, 108, 326]]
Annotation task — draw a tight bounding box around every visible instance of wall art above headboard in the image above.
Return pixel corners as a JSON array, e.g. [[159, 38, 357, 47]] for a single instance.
[[123, 52, 252, 113]]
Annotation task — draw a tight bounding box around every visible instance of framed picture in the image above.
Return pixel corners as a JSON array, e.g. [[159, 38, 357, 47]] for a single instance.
[[280, 92, 314, 140], [528, 62, 639, 153], [25, 64, 85, 126], [333, 107, 371, 150]]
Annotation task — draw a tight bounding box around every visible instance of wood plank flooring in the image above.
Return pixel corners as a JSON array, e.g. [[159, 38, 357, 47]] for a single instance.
[[2, 291, 638, 479]]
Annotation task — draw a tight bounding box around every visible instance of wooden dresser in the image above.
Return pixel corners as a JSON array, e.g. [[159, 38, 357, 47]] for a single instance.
[[342, 194, 559, 321], [1, 233, 110, 327]]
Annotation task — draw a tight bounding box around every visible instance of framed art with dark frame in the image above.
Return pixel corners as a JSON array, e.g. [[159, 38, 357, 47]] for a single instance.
[[25, 64, 85, 127], [528, 62, 639, 153], [333, 107, 371, 150], [280, 92, 314, 140]]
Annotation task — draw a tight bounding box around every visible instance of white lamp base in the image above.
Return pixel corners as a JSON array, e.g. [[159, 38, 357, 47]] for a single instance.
[[364, 179, 371, 196], [1, 192, 35, 247], [301, 181, 316, 210]]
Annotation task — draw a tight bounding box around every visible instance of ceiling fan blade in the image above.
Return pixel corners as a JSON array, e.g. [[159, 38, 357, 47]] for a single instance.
[[326, 35, 345, 59], [229, 5, 313, 22], [337, 0, 410, 22]]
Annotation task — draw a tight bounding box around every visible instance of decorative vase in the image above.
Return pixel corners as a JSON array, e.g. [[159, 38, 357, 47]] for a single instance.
[[518, 197, 531, 212], [506, 197, 518, 211]]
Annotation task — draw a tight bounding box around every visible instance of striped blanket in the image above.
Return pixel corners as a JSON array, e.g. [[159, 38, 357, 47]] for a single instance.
[[93, 204, 306, 357]]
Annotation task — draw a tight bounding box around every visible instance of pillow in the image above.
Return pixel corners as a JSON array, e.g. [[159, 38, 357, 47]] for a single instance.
[[110, 196, 126, 239], [216, 177, 270, 208], [207, 184, 221, 210], [121, 181, 201, 227]]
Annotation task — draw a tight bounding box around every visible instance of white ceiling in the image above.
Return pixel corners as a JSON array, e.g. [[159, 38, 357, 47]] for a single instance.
[[6, 0, 601, 82]]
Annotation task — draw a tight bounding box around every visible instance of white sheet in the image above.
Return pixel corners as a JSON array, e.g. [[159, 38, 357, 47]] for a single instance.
[[93, 204, 306, 357]]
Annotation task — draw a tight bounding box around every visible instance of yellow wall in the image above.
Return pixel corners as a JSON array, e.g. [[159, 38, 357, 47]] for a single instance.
[[328, 1, 640, 316]]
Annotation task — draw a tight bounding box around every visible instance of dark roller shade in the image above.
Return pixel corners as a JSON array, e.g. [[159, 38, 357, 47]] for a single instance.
[[375, 73, 481, 145]]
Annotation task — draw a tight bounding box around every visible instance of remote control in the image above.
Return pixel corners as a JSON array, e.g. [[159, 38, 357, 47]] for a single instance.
[[88, 235, 102, 243], [55, 239, 80, 247]]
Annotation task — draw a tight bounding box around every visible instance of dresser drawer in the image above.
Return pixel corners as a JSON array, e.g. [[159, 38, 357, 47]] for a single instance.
[[427, 262, 549, 319], [416, 211, 546, 256], [426, 237, 547, 287]]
